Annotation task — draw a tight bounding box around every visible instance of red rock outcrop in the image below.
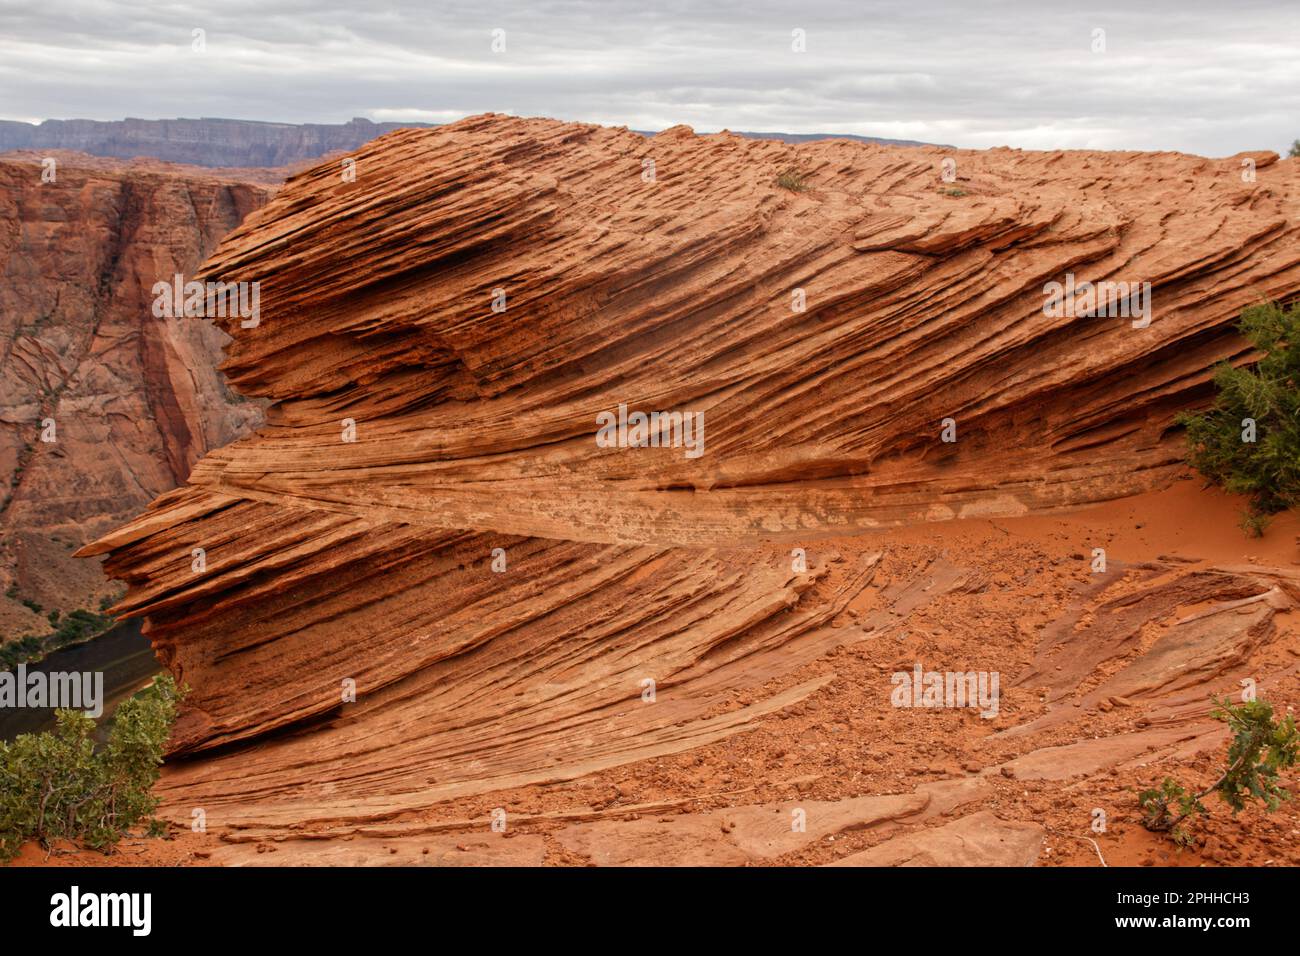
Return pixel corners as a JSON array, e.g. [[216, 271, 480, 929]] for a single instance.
[[0, 152, 277, 628], [80, 115, 1300, 854]]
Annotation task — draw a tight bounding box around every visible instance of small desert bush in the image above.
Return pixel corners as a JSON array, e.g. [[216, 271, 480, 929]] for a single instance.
[[0, 674, 185, 861], [1176, 300, 1300, 535], [47, 608, 114, 649], [776, 168, 808, 192], [0, 636, 43, 670], [1139, 696, 1299, 846]]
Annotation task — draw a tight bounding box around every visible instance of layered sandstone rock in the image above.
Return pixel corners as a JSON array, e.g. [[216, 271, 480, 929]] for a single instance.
[[0, 152, 276, 628], [81, 115, 1300, 847]]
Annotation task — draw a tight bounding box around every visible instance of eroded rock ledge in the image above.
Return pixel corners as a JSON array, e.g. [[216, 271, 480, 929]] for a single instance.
[[80, 115, 1300, 838]]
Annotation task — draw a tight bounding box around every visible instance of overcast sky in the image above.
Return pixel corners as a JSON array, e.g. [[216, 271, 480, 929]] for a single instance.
[[2, 0, 1297, 155]]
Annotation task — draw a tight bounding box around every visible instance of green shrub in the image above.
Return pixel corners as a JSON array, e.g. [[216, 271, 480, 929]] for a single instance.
[[1289, 139, 1300, 159], [1176, 301, 1300, 534], [1139, 696, 1299, 846], [0, 607, 115, 670], [0, 636, 43, 670], [0, 674, 185, 861], [47, 608, 113, 649]]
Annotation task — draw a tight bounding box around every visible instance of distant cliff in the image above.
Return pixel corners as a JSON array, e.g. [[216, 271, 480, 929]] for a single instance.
[[0, 117, 435, 168], [0, 152, 276, 639], [0, 116, 933, 168]]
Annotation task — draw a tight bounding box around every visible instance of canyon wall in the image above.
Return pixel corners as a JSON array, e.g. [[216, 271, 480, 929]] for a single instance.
[[81, 115, 1300, 836], [0, 152, 276, 637]]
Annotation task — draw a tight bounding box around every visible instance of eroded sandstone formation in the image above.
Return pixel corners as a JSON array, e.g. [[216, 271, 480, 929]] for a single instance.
[[0, 152, 275, 629], [81, 115, 1300, 853]]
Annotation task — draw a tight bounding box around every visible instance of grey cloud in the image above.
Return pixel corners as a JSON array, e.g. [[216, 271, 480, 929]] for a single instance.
[[1, 0, 1297, 154]]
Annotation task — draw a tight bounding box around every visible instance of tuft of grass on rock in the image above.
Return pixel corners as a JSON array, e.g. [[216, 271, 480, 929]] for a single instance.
[[776, 168, 809, 192]]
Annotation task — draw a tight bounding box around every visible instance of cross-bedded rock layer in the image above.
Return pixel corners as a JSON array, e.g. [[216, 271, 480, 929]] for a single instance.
[[81, 116, 1300, 838]]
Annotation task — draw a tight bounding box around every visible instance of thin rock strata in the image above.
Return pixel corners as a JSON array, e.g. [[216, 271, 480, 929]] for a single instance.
[[81, 115, 1300, 851]]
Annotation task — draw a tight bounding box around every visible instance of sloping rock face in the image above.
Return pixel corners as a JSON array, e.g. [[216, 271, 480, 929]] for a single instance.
[[82, 115, 1300, 840], [0, 118, 435, 169], [826, 810, 1045, 867], [0, 152, 275, 625]]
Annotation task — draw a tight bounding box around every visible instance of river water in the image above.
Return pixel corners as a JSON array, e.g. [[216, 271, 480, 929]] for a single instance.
[[0, 619, 160, 742]]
